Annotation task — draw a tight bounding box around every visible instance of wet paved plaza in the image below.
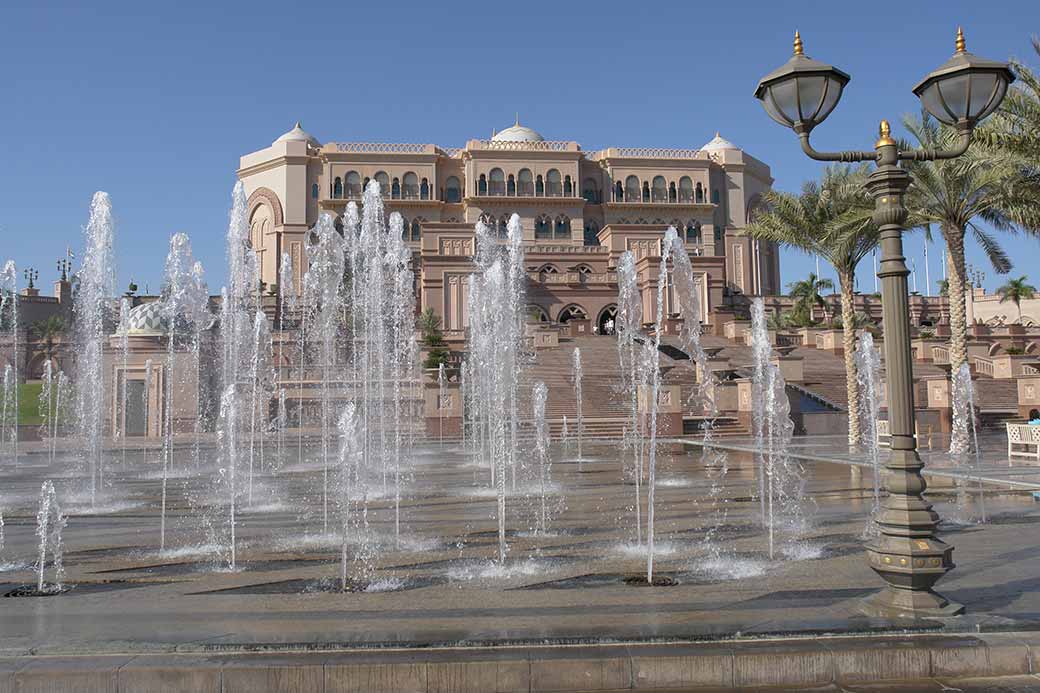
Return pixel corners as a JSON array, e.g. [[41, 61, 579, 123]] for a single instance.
[[1, 437, 1039, 658]]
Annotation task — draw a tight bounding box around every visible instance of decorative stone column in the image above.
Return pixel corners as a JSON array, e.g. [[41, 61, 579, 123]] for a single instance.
[[863, 133, 962, 617]]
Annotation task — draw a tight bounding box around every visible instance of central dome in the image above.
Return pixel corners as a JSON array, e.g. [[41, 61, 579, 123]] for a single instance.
[[491, 117, 544, 143]]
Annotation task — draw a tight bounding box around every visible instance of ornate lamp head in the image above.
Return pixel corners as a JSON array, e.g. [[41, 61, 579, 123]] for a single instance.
[[912, 27, 1014, 126], [754, 31, 850, 133]]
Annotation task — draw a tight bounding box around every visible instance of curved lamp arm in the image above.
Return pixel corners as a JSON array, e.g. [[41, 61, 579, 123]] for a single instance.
[[897, 125, 972, 161], [793, 123, 875, 163]]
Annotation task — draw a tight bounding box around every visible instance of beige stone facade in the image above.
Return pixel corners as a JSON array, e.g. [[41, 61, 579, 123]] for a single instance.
[[237, 121, 778, 333]]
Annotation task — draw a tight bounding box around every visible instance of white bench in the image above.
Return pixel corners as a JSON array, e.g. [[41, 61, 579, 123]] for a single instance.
[[876, 420, 933, 450], [1007, 423, 1040, 460]]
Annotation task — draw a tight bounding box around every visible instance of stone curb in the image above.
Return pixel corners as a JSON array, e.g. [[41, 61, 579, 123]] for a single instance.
[[0, 632, 1037, 692]]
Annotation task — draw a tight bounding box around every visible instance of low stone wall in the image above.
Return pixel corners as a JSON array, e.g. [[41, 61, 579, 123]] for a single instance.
[[1, 631, 1037, 691]]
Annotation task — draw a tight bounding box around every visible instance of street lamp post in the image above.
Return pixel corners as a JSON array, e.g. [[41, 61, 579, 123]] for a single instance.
[[755, 29, 1014, 618]]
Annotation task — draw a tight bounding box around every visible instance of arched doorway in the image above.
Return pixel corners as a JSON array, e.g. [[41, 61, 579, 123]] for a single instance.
[[598, 304, 619, 334], [558, 304, 587, 324]]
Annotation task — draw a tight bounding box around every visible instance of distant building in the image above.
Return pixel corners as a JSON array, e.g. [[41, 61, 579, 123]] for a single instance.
[[237, 120, 780, 333]]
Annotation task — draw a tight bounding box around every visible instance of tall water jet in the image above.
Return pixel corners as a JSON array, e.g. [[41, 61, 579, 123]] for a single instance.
[[0, 261, 17, 463], [159, 233, 208, 550], [190, 261, 210, 470], [302, 212, 345, 533], [532, 381, 552, 535], [750, 298, 805, 559], [142, 359, 153, 465], [572, 347, 583, 461], [460, 362, 469, 450], [52, 371, 69, 464], [35, 480, 66, 593], [38, 361, 53, 465], [642, 230, 673, 583], [660, 229, 729, 559], [117, 297, 132, 467], [0, 365, 14, 460], [218, 384, 239, 569], [437, 362, 447, 445], [336, 402, 367, 590], [276, 388, 287, 469], [278, 250, 297, 332], [466, 214, 526, 562], [855, 332, 883, 536], [247, 310, 273, 504], [73, 193, 116, 507], [951, 362, 985, 522], [616, 250, 644, 544]]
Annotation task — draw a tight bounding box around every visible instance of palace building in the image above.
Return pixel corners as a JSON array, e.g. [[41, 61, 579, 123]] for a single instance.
[[237, 120, 779, 335]]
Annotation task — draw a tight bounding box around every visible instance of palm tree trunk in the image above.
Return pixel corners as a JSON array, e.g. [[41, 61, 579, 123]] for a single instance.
[[945, 228, 969, 370], [840, 273, 861, 446]]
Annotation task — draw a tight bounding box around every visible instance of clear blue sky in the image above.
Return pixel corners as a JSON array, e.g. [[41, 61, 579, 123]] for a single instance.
[[1, 0, 1039, 297]]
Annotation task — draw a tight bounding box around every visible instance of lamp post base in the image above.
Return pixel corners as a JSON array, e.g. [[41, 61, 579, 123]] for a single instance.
[[860, 586, 964, 619]]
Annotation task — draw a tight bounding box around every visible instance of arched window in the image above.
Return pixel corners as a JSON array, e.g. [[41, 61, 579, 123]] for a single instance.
[[374, 171, 390, 196], [497, 217, 508, 238], [527, 304, 550, 322], [583, 178, 600, 204], [478, 174, 488, 196], [554, 214, 571, 240], [625, 175, 640, 202], [411, 218, 424, 242], [507, 174, 516, 196], [652, 176, 667, 202], [391, 177, 401, 199], [479, 213, 496, 228], [537, 263, 560, 274], [583, 220, 601, 246], [642, 181, 651, 202], [711, 188, 720, 204], [695, 182, 704, 203], [535, 174, 544, 196], [399, 216, 410, 240], [403, 172, 418, 199], [558, 304, 587, 323], [597, 305, 618, 334], [575, 264, 594, 275], [535, 214, 552, 239], [311, 183, 319, 199], [489, 168, 505, 196], [419, 177, 430, 200], [679, 177, 693, 203], [346, 171, 361, 198], [445, 176, 461, 203], [563, 175, 573, 197], [333, 177, 343, 198], [546, 169, 562, 197], [686, 221, 702, 244], [615, 180, 624, 202], [518, 169, 533, 196], [668, 182, 677, 203]]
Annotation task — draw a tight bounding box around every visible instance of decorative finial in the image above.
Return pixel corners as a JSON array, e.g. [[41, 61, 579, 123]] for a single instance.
[[515, 112, 520, 126], [294, 120, 302, 129], [955, 26, 966, 53], [793, 30, 803, 56], [876, 119, 896, 148], [715, 131, 720, 138]]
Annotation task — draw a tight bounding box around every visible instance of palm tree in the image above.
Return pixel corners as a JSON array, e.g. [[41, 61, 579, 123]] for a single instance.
[[996, 276, 1037, 323], [788, 274, 835, 323], [29, 315, 66, 367], [747, 164, 877, 445], [902, 111, 1040, 370]]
